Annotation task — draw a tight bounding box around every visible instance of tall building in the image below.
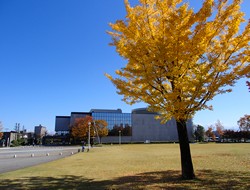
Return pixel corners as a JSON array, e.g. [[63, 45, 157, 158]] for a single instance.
[[55, 108, 193, 142], [34, 124, 47, 138]]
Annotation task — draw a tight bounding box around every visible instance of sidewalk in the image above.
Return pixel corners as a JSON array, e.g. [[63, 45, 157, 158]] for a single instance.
[[0, 146, 81, 173]]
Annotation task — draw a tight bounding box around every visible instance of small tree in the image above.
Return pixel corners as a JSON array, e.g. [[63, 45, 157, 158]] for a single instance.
[[237, 114, 250, 131], [194, 125, 205, 142], [11, 138, 25, 147], [95, 120, 109, 143], [215, 120, 224, 140], [223, 129, 238, 142], [239, 130, 250, 142], [71, 116, 95, 143], [205, 126, 216, 141]]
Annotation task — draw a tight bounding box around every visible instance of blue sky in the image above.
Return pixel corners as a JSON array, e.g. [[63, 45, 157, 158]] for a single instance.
[[0, 0, 249, 133]]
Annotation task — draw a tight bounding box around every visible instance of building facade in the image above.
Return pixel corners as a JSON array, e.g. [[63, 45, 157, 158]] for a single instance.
[[1, 131, 18, 147], [55, 108, 193, 142], [91, 109, 132, 130], [34, 124, 47, 138]]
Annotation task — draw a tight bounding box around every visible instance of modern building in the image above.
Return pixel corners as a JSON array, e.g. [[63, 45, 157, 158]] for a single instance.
[[131, 108, 180, 142], [91, 109, 132, 130], [55, 116, 71, 135], [55, 109, 131, 134], [55, 108, 193, 143]]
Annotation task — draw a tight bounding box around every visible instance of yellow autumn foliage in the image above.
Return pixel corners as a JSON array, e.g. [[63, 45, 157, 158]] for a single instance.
[[107, 0, 250, 122]]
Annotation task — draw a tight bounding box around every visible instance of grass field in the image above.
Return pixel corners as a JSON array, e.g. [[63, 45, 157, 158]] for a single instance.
[[0, 143, 249, 189]]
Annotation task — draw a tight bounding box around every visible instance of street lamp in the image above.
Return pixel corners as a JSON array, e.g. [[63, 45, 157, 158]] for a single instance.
[[119, 130, 121, 145], [88, 122, 91, 151]]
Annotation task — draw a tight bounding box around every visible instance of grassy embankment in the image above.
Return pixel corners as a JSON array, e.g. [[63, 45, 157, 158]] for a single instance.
[[0, 143, 249, 189]]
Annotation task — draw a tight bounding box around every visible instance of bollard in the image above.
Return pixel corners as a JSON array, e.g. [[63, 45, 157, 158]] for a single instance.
[[13, 155, 17, 158], [59, 152, 62, 155], [31, 153, 34, 157], [71, 152, 74, 155], [46, 153, 49, 156]]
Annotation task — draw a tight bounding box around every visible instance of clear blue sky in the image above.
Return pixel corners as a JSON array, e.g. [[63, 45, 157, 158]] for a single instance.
[[0, 0, 249, 133]]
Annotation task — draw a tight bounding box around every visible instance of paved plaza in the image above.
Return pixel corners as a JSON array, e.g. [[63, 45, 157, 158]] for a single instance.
[[0, 146, 81, 174]]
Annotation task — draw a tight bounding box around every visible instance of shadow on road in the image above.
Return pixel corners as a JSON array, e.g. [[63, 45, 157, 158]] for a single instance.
[[0, 170, 249, 190]]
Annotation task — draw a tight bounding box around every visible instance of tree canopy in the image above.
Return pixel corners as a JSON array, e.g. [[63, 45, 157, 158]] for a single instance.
[[107, 0, 250, 122], [215, 120, 224, 137], [238, 114, 250, 131], [71, 116, 109, 143], [71, 116, 94, 141], [205, 126, 216, 141], [194, 125, 205, 142], [94, 120, 109, 143]]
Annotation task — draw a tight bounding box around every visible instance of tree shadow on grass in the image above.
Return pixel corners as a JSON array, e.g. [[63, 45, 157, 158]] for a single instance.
[[0, 170, 249, 190]]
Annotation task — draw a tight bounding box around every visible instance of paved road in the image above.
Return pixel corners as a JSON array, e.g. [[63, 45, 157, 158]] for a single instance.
[[0, 146, 81, 174]]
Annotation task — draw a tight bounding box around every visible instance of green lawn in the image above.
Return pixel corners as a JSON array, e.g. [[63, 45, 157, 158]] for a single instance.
[[0, 144, 249, 190]]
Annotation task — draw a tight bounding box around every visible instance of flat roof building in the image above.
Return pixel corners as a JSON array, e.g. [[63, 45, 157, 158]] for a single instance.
[[55, 108, 193, 143], [34, 124, 47, 138], [55, 116, 70, 135]]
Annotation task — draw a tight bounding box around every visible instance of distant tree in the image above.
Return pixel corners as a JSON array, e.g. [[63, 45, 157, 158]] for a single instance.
[[0, 121, 3, 139], [11, 138, 25, 147], [71, 116, 95, 142], [107, 0, 250, 180], [237, 114, 250, 131], [222, 130, 232, 142], [194, 125, 205, 142], [215, 120, 224, 139], [205, 126, 216, 141], [222, 130, 250, 143], [95, 120, 109, 143], [239, 130, 250, 142]]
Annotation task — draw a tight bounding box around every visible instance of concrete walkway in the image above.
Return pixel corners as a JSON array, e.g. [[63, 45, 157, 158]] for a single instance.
[[0, 146, 81, 174]]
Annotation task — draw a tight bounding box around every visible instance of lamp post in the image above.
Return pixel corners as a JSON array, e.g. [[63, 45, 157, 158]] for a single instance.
[[119, 130, 121, 145], [88, 122, 91, 151]]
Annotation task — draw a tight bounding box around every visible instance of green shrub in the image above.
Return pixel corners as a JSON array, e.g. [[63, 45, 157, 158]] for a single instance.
[[11, 138, 25, 147]]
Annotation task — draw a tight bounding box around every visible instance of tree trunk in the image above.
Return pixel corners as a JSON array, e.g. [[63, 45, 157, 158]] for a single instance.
[[176, 119, 195, 179]]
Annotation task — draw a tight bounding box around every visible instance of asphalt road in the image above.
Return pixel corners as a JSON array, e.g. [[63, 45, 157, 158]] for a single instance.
[[0, 146, 81, 174]]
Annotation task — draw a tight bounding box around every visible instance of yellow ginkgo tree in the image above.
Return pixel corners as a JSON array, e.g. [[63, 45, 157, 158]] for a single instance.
[[106, 0, 250, 179]]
